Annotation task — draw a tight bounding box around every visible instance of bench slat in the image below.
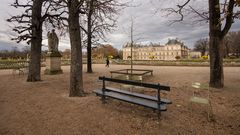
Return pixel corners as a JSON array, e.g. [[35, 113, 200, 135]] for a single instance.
[[94, 90, 167, 111], [105, 87, 172, 104], [99, 76, 170, 91]]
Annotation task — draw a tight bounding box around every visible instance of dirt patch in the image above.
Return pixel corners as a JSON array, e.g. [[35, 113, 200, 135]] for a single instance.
[[0, 65, 240, 135]]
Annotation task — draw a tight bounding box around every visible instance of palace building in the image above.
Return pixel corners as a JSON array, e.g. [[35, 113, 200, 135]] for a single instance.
[[122, 39, 190, 60]]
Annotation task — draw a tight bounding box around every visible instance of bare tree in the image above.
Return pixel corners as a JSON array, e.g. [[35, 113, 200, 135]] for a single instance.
[[81, 0, 123, 73], [7, 0, 65, 82], [193, 38, 209, 56], [67, 0, 85, 96], [231, 31, 240, 57], [223, 31, 240, 57], [8, 0, 85, 96], [7, 0, 45, 82], [222, 32, 232, 58], [50, 0, 85, 96], [208, 0, 237, 88], [127, 17, 144, 74], [161, 0, 240, 88]]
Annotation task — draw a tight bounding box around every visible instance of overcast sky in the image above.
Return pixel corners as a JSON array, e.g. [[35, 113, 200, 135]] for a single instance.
[[0, 0, 239, 51]]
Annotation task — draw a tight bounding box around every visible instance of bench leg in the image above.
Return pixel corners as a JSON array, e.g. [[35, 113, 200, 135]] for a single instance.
[[101, 95, 106, 104], [158, 109, 161, 120]]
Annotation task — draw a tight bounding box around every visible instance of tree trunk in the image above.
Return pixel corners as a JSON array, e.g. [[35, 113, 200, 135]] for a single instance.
[[27, 0, 43, 82], [87, 19, 93, 73], [87, 0, 94, 73], [68, 0, 85, 97], [208, 0, 224, 88]]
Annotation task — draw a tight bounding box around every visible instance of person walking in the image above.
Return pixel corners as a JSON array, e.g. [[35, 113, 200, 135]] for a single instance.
[[106, 57, 110, 67]]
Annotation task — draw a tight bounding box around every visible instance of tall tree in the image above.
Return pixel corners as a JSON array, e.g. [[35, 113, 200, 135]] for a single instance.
[[208, 0, 235, 88], [51, 0, 85, 96], [194, 38, 209, 56], [7, 0, 64, 82], [28, 0, 44, 82], [67, 0, 85, 96], [7, 0, 44, 82], [82, 0, 121, 73], [162, 0, 240, 88], [86, 0, 95, 73]]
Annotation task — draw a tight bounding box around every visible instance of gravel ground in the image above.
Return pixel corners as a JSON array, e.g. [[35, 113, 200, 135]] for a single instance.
[[0, 64, 239, 135]]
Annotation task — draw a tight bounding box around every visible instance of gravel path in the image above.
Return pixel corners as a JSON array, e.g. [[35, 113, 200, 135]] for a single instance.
[[0, 64, 239, 135]]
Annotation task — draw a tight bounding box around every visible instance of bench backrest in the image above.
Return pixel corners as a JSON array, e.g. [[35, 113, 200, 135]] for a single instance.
[[99, 76, 170, 91]]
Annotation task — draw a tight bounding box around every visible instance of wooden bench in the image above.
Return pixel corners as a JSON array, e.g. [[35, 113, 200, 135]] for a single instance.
[[94, 76, 171, 117]]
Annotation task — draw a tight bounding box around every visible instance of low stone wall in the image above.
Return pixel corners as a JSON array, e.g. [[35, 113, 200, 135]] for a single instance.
[[1, 59, 239, 70], [111, 59, 240, 67]]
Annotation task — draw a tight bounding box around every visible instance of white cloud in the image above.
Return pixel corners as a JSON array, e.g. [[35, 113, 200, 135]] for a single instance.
[[1, 0, 240, 51]]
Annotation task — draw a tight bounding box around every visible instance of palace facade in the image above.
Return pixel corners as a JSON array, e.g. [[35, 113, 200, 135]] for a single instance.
[[123, 39, 190, 60]]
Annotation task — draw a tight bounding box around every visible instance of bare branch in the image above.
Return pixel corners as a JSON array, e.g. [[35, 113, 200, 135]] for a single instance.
[[11, 0, 32, 8], [189, 6, 209, 20], [221, 0, 235, 38], [162, 0, 191, 24]]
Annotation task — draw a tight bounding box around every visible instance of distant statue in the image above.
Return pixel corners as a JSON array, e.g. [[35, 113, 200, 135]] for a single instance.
[[47, 29, 59, 52]]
